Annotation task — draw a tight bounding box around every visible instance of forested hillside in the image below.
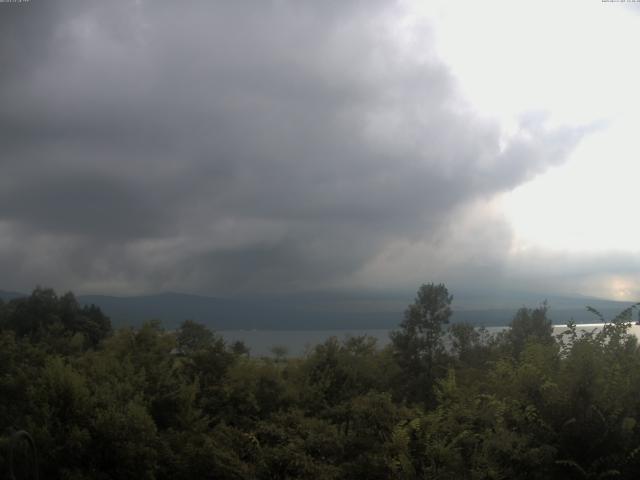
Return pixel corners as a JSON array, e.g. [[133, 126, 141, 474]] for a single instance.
[[2, 285, 640, 479]]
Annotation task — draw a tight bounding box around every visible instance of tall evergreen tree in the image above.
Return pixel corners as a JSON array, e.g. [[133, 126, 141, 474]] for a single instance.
[[390, 283, 453, 405]]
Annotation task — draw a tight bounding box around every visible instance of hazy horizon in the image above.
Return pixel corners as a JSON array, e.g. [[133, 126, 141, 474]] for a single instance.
[[2, 1, 640, 303]]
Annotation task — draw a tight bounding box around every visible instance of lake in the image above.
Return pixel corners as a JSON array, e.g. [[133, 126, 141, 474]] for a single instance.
[[220, 324, 640, 357]]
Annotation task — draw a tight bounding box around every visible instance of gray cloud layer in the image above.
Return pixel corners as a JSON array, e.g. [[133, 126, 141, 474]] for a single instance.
[[0, 0, 584, 295]]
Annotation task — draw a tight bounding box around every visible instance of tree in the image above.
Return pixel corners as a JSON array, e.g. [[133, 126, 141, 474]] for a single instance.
[[449, 322, 491, 367], [2, 288, 111, 349], [390, 283, 453, 404], [508, 302, 553, 357], [176, 319, 215, 354], [270, 345, 289, 362], [230, 340, 250, 357]]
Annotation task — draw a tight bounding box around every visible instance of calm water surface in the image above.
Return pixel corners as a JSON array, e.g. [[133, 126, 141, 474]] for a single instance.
[[220, 324, 640, 357]]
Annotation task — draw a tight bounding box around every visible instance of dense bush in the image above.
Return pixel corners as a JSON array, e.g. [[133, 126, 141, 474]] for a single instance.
[[1, 285, 640, 479]]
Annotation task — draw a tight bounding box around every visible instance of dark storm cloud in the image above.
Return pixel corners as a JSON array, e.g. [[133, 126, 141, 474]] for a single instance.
[[0, 0, 585, 294]]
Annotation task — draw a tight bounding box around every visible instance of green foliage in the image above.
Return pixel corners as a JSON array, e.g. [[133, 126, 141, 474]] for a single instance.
[[390, 283, 453, 404], [0, 287, 111, 350], [508, 302, 554, 357], [3, 285, 640, 479], [176, 319, 216, 354]]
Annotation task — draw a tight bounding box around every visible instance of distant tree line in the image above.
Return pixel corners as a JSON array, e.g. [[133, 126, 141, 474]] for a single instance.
[[1, 285, 640, 479]]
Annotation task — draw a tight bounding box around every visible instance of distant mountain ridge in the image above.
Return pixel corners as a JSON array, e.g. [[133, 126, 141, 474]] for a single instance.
[[1, 289, 636, 330], [0, 290, 27, 301]]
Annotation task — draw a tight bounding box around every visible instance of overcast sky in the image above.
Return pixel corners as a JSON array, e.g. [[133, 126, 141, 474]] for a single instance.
[[1, 0, 639, 300]]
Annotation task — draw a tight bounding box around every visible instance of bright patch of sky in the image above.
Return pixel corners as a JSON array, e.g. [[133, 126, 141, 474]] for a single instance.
[[397, 0, 640, 299]]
